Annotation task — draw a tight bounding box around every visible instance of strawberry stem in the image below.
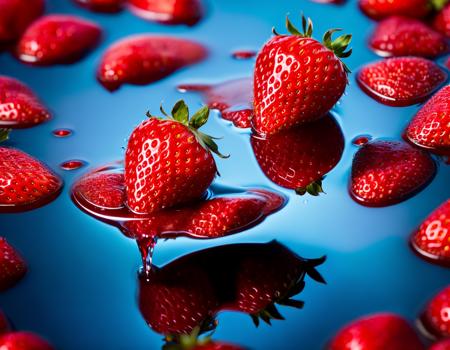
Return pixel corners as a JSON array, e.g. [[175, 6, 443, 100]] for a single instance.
[[295, 178, 326, 196], [0, 129, 10, 143]]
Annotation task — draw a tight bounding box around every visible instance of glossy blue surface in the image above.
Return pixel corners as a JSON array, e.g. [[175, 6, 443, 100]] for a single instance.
[[1, 1, 449, 349]]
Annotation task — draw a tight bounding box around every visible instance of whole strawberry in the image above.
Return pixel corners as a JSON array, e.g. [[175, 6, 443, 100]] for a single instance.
[[357, 57, 447, 106], [0, 237, 26, 291], [0, 75, 51, 128], [0, 145, 63, 212], [328, 313, 425, 350], [410, 200, 450, 266], [430, 339, 450, 350], [125, 100, 227, 214], [97, 35, 207, 91], [434, 4, 450, 38], [0, 0, 44, 43], [359, 0, 431, 20], [369, 16, 449, 58], [74, 0, 124, 12], [253, 15, 352, 135], [0, 332, 54, 350], [16, 15, 102, 65], [350, 140, 436, 207], [420, 286, 450, 339], [251, 114, 344, 195], [405, 85, 450, 155], [127, 0, 204, 26]]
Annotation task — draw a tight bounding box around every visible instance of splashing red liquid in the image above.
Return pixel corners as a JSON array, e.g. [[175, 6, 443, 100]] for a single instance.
[[60, 160, 85, 170], [178, 77, 253, 128], [352, 135, 372, 146], [52, 129, 72, 137], [231, 50, 257, 60], [71, 163, 286, 272]]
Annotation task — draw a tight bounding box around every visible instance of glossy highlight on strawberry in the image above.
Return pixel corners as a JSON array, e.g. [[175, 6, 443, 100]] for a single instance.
[[0, 331, 54, 350], [357, 57, 447, 106], [74, 0, 124, 13], [253, 15, 352, 135], [251, 113, 344, 195], [0, 76, 51, 128], [350, 140, 436, 207], [16, 15, 102, 65], [0, 237, 26, 291], [419, 285, 450, 340]]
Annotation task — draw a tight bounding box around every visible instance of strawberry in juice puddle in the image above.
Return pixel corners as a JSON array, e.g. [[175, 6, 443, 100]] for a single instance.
[[138, 242, 325, 344], [15, 15, 102, 66], [357, 57, 447, 107], [0, 237, 26, 292], [73, 0, 124, 13], [418, 285, 450, 340], [127, 0, 204, 26], [410, 199, 450, 267], [0, 76, 51, 128], [178, 78, 253, 128], [251, 113, 344, 196], [97, 35, 207, 91]]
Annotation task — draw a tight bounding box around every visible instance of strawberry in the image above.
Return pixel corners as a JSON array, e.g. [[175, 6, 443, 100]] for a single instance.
[[359, 0, 431, 20], [357, 57, 447, 107], [0, 75, 51, 128], [420, 286, 450, 339], [253, 15, 352, 135], [447, 56, 450, 69], [0, 146, 63, 212], [350, 140, 436, 207], [0, 310, 10, 334], [164, 333, 245, 350], [328, 313, 424, 350], [125, 101, 226, 214], [434, 4, 450, 38], [16, 15, 102, 65], [405, 85, 450, 155], [0, 331, 53, 350], [430, 339, 450, 350], [251, 114, 344, 195], [97, 35, 207, 91], [127, 0, 203, 26], [0, 0, 44, 43], [74, 0, 124, 13], [410, 200, 450, 266], [369, 16, 449, 58], [0, 237, 26, 291]]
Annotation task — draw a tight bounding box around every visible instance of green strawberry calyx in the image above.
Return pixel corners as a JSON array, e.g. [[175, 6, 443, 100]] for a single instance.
[[431, 0, 448, 11], [295, 177, 326, 196], [0, 129, 11, 143], [273, 15, 352, 74], [163, 324, 217, 350], [147, 100, 229, 159]]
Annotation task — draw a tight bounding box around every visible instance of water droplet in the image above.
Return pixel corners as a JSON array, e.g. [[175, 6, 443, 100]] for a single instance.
[[60, 160, 86, 170], [352, 135, 372, 146], [53, 129, 72, 138]]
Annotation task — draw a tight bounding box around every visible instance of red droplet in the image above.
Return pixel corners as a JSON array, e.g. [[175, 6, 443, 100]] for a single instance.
[[352, 135, 372, 146], [60, 160, 85, 170], [231, 50, 257, 60], [52, 129, 72, 137]]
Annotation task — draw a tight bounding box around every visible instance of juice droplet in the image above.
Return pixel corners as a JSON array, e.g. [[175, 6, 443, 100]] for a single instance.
[[53, 129, 72, 137], [60, 160, 86, 170], [352, 135, 372, 146], [232, 50, 257, 60]]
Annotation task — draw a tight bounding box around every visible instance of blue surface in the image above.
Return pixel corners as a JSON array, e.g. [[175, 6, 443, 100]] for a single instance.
[[1, 0, 450, 349]]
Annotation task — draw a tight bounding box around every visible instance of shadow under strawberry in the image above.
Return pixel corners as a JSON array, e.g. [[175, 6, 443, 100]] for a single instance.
[[138, 241, 326, 348]]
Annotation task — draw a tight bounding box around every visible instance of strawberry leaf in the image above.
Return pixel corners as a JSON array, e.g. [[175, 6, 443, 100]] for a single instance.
[[0, 129, 10, 143], [189, 105, 209, 129], [172, 100, 189, 124]]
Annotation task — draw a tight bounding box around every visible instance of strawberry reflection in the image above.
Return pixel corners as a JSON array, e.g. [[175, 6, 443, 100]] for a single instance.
[[138, 241, 326, 347], [251, 114, 344, 195]]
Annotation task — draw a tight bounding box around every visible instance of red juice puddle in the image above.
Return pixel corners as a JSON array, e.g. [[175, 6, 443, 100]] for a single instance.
[[74, 0, 124, 13], [71, 163, 287, 272], [352, 134, 372, 146], [178, 77, 253, 128], [60, 160, 86, 170], [231, 50, 257, 60], [52, 128, 72, 137], [251, 114, 344, 195], [138, 241, 326, 340]]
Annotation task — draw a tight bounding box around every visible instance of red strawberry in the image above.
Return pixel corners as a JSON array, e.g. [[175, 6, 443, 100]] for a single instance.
[[359, 0, 431, 20], [357, 57, 447, 106], [0, 147, 63, 212], [0, 0, 44, 43], [350, 140, 436, 207], [16, 15, 102, 65], [0, 76, 51, 128], [192, 342, 244, 350], [127, 0, 203, 26], [434, 4, 450, 38], [410, 200, 450, 266], [125, 101, 226, 214], [420, 286, 450, 339], [74, 0, 124, 13], [0, 237, 26, 291], [430, 339, 450, 350], [165, 335, 245, 350], [405, 85, 450, 155], [0, 310, 10, 334], [251, 114, 344, 195], [0, 331, 53, 350], [97, 35, 207, 91], [253, 15, 352, 135], [369, 16, 449, 58], [328, 313, 424, 350]]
